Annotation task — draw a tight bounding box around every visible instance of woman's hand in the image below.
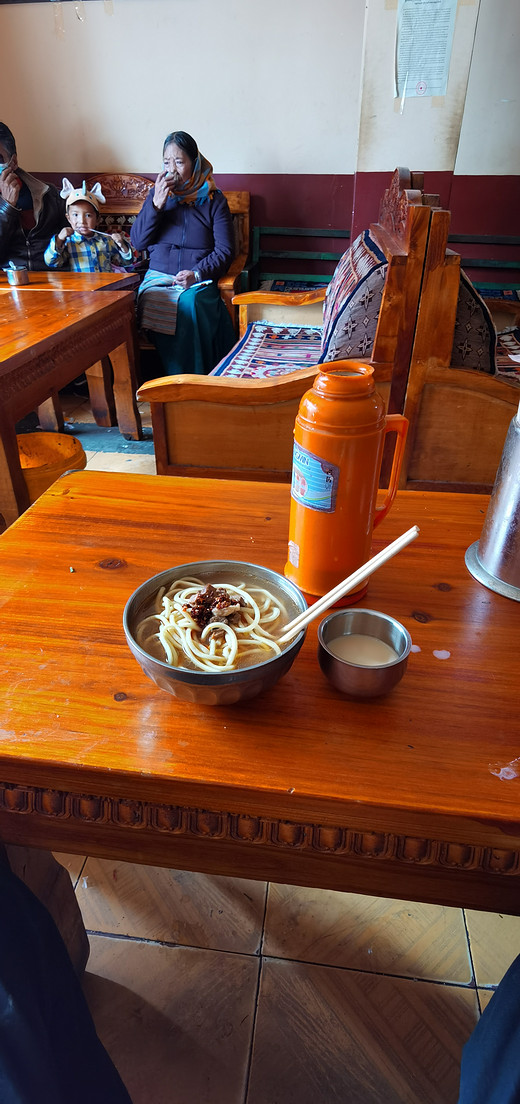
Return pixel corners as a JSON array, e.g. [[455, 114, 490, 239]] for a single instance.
[[174, 270, 196, 289], [153, 170, 171, 211], [0, 158, 21, 207]]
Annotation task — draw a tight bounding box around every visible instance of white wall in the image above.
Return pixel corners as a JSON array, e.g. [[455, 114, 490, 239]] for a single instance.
[[0, 0, 363, 174], [356, 0, 480, 173], [455, 0, 520, 174], [1, 0, 518, 178]]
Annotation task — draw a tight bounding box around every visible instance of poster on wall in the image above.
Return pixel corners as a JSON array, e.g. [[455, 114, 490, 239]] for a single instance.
[[395, 0, 458, 99]]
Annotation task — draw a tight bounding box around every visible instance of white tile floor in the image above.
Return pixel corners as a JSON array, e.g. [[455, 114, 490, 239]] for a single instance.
[[57, 848, 520, 1104]]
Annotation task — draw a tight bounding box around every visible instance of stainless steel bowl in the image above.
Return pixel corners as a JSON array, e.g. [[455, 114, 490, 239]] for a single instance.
[[317, 608, 411, 699], [123, 560, 307, 706]]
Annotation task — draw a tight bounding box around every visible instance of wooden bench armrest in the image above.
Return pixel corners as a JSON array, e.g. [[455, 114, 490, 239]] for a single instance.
[[232, 289, 327, 307], [137, 368, 321, 406], [137, 360, 392, 407], [219, 253, 249, 286]]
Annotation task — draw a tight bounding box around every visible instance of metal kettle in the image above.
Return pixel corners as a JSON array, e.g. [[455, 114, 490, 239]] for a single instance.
[[466, 400, 520, 601]]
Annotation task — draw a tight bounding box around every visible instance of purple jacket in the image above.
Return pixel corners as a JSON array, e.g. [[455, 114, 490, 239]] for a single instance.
[[130, 189, 234, 281]]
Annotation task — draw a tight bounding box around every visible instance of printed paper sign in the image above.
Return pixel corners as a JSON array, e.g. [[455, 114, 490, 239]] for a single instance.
[[395, 0, 457, 99]]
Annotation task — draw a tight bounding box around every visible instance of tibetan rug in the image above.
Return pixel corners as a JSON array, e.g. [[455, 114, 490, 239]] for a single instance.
[[211, 322, 323, 380]]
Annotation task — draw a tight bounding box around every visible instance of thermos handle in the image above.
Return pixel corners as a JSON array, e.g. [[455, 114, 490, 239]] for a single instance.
[[373, 415, 409, 529]]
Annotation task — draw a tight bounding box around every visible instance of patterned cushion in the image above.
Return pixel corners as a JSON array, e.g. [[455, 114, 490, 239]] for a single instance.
[[495, 328, 520, 385], [451, 270, 496, 373], [322, 265, 387, 362], [321, 230, 387, 361], [211, 322, 322, 379]]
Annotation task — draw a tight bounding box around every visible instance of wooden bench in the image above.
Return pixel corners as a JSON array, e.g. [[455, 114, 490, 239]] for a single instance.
[[447, 230, 520, 293], [137, 168, 433, 482], [400, 206, 520, 492]]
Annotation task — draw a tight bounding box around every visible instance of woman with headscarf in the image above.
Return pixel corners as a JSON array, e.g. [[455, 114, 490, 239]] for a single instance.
[[131, 130, 236, 375]]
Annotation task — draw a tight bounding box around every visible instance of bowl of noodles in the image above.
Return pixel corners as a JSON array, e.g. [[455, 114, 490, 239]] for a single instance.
[[123, 560, 308, 705]]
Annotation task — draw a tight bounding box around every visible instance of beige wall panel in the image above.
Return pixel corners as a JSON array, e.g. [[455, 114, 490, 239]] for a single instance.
[[0, 0, 363, 174], [357, 0, 480, 172], [455, 0, 520, 175]]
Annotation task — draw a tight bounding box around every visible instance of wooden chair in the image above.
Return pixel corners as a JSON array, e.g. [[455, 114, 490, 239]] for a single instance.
[[400, 206, 520, 492], [218, 190, 250, 319], [85, 174, 250, 324], [137, 168, 433, 482]]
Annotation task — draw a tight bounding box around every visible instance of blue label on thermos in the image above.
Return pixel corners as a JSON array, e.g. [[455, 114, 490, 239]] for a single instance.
[[291, 442, 339, 512]]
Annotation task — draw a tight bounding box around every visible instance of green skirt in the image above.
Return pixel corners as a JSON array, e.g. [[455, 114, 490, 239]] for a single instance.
[[149, 282, 235, 375]]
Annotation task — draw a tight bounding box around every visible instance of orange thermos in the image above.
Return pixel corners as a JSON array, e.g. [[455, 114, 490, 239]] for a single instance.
[[284, 362, 408, 601]]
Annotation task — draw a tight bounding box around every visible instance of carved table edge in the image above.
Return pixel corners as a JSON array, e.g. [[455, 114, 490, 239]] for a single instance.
[[0, 781, 518, 876], [1, 312, 133, 400]]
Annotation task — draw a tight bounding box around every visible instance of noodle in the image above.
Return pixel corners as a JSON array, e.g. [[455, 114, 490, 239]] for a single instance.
[[136, 576, 286, 673]]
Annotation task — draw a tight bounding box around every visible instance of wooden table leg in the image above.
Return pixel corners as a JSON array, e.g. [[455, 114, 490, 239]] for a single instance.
[[0, 416, 30, 526], [37, 391, 65, 433], [110, 337, 143, 440], [86, 358, 117, 427], [4, 845, 90, 976]]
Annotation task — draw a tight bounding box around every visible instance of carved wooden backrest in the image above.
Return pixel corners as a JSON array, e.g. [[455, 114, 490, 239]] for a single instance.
[[368, 167, 434, 414], [85, 173, 154, 234], [85, 172, 154, 206], [377, 167, 427, 244]]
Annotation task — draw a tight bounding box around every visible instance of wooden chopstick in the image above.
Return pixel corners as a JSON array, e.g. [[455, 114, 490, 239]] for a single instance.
[[277, 526, 420, 645]]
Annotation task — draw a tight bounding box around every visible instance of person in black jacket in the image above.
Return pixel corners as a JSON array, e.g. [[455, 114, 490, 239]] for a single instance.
[[0, 122, 65, 271], [131, 130, 235, 375], [0, 861, 133, 1104]]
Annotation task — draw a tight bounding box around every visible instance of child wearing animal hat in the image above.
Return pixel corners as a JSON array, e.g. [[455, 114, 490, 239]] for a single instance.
[[44, 179, 135, 271]]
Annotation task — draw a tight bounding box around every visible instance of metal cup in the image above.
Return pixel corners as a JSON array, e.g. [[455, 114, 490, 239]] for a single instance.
[[317, 608, 412, 699], [6, 267, 29, 286]]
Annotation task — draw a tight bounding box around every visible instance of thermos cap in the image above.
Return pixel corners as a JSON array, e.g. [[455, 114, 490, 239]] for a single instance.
[[313, 362, 375, 399]]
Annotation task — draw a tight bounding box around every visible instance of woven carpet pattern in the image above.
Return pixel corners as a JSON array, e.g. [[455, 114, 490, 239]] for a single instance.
[[212, 231, 387, 381], [211, 322, 322, 379]]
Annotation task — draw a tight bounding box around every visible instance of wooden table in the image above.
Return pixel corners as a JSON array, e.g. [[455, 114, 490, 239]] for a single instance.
[[0, 471, 518, 914], [0, 271, 141, 442], [0, 289, 142, 525], [0, 271, 139, 293]]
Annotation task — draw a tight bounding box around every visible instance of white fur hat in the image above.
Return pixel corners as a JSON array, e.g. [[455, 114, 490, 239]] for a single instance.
[[60, 178, 106, 213]]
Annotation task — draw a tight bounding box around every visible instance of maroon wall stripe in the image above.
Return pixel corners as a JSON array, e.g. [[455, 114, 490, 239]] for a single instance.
[[39, 170, 519, 273], [40, 171, 354, 231], [449, 176, 520, 235]]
